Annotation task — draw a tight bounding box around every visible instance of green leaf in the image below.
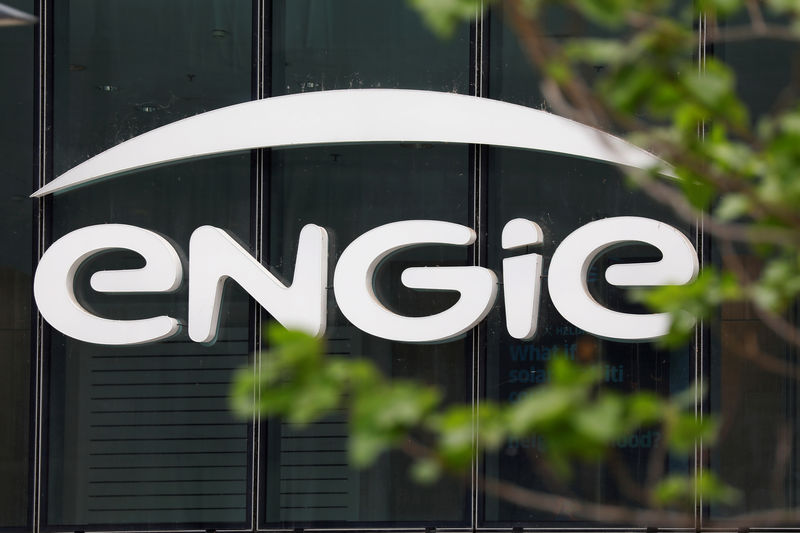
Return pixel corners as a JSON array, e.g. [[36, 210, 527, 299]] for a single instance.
[[715, 193, 751, 221], [477, 404, 508, 450], [411, 458, 442, 484], [637, 269, 742, 347], [654, 469, 738, 506], [668, 414, 718, 452], [652, 474, 692, 506], [350, 430, 391, 468], [432, 406, 475, 468], [574, 394, 626, 443], [407, 0, 484, 38], [564, 39, 628, 65], [626, 391, 666, 426], [572, 0, 631, 27], [697, 469, 740, 504], [507, 386, 578, 434], [695, 0, 745, 17]]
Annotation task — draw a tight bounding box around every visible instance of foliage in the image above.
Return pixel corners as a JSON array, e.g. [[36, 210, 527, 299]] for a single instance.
[[234, 0, 800, 525], [405, 0, 800, 523], [410, 0, 800, 351], [233, 324, 735, 513]]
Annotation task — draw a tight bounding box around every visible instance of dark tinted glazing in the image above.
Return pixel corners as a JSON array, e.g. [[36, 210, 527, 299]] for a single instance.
[[47, 1, 253, 527], [710, 19, 800, 518], [481, 151, 693, 525], [264, 2, 471, 525], [484, 7, 694, 524], [272, 0, 469, 95], [264, 146, 471, 527], [0, 0, 34, 528]]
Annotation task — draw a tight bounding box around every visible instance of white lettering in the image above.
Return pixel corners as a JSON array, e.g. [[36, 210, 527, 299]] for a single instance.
[[188, 224, 328, 343], [333, 220, 497, 343], [547, 216, 699, 341], [33, 224, 183, 345], [502, 218, 544, 340], [34, 217, 700, 346]]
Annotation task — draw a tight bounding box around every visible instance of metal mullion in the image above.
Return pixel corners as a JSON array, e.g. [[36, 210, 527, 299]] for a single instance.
[[695, 8, 708, 531], [254, 1, 271, 531], [470, 3, 489, 531], [32, 0, 53, 531]]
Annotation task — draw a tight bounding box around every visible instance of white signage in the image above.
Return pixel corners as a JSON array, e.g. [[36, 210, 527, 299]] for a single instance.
[[31, 89, 697, 346], [33, 217, 698, 346]]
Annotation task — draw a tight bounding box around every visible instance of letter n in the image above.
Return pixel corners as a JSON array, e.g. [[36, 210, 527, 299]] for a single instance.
[[188, 224, 328, 343]]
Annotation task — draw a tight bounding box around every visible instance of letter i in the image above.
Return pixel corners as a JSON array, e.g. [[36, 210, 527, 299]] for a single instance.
[[502, 218, 543, 340]]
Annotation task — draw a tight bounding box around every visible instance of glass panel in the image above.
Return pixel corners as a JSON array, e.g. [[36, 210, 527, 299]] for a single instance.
[[272, 0, 469, 95], [709, 259, 800, 517], [263, 1, 471, 526], [709, 21, 800, 518], [46, 1, 253, 528], [484, 8, 694, 524], [489, 7, 610, 109], [0, 0, 34, 528], [481, 151, 694, 525], [264, 144, 471, 526]]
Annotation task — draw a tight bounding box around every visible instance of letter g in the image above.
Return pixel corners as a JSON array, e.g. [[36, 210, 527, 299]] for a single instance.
[[333, 220, 497, 343]]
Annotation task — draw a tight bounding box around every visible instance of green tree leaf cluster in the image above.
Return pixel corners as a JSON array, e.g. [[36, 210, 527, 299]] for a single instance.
[[233, 324, 733, 509]]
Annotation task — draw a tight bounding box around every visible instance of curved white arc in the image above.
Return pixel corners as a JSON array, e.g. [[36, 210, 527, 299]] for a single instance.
[[33, 89, 670, 198]]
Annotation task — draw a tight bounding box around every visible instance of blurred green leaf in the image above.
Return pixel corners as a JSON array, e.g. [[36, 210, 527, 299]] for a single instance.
[[411, 457, 442, 484], [407, 0, 484, 38], [668, 414, 718, 452]]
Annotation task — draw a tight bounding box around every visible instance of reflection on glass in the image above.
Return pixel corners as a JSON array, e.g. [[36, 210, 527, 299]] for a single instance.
[[0, 0, 33, 528], [47, 0, 252, 527], [482, 150, 693, 525], [264, 145, 471, 526]]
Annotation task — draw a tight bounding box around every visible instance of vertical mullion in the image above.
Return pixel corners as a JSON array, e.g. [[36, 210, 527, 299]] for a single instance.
[[253, 0, 264, 530], [470, 2, 488, 530], [32, 0, 52, 531], [254, 1, 270, 530], [695, 8, 708, 531]]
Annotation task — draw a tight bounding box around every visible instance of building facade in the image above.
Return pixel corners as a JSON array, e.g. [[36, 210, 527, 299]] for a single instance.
[[0, 1, 798, 531]]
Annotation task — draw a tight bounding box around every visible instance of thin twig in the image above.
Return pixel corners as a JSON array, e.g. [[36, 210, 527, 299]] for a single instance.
[[708, 24, 800, 43], [482, 476, 693, 526], [720, 240, 800, 353], [606, 450, 649, 506], [645, 423, 670, 495], [771, 423, 792, 501], [628, 172, 800, 247], [746, 0, 767, 33]]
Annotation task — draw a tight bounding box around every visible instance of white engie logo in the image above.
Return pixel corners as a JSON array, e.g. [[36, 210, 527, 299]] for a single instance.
[[31, 89, 699, 346]]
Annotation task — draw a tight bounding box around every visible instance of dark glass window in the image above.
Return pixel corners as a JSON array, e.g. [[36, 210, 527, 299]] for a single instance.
[[484, 8, 693, 525], [46, 0, 253, 527], [26, 0, 738, 529], [0, 0, 34, 529], [272, 0, 469, 95], [709, 20, 800, 518], [481, 151, 693, 525], [263, 1, 471, 525], [264, 144, 471, 526]]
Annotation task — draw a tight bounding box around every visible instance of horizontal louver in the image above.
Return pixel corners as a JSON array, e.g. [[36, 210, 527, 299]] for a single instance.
[[276, 329, 359, 522], [78, 329, 250, 524]]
